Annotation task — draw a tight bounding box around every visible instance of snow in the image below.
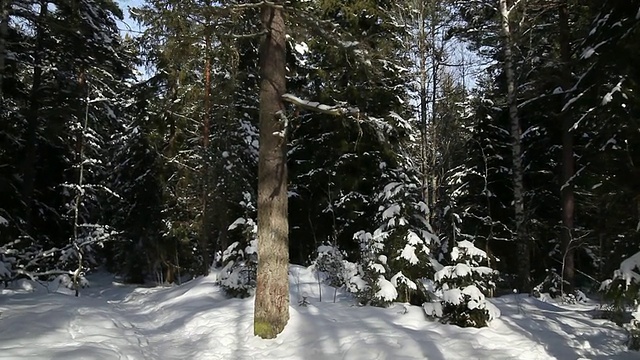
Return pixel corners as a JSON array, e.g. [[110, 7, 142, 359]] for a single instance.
[[375, 275, 398, 301], [0, 268, 636, 360], [390, 271, 417, 290], [443, 288, 464, 305], [581, 47, 596, 59], [400, 243, 419, 264], [435, 263, 491, 283], [381, 203, 401, 220], [370, 263, 386, 274], [294, 42, 308, 55], [618, 251, 640, 286], [0, 261, 11, 278], [452, 240, 487, 260], [602, 79, 624, 106]]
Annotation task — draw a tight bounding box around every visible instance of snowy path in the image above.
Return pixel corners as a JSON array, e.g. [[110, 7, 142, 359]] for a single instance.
[[0, 267, 636, 359]]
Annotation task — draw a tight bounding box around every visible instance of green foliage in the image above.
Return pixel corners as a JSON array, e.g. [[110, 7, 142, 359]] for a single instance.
[[440, 300, 491, 328], [219, 239, 257, 298], [600, 252, 640, 311], [312, 244, 354, 291], [533, 268, 564, 299], [0, 0, 133, 285], [627, 320, 640, 351], [600, 251, 640, 350], [220, 194, 258, 298], [434, 241, 498, 328]]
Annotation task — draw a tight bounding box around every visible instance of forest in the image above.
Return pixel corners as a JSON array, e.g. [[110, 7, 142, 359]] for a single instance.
[[0, 0, 640, 348]]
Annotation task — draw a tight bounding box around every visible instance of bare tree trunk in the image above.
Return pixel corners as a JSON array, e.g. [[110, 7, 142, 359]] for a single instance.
[[429, 7, 440, 229], [417, 1, 430, 209], [22, 0, 48, 235], [254, 2, 289, 339], [0, 0, 9, 100], [72, 70, 88, 297], [499, 0, 530, 292], [558, 0, 575, 293], [200, 26, 212, 275]]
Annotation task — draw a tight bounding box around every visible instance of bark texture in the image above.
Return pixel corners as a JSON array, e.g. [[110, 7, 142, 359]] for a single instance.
[[22, 0, 47, 235], [200, 27, 212, 275], [499, 0, 530, 292], [254, 3, 289, 339], [558, 0, 575, 292]]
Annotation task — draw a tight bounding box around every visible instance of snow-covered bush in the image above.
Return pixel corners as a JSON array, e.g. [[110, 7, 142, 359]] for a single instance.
[[220, 216, 258, 298], [0, 238, 16, 285], [55, 273, 90, 291], [533, 268, 587, 304], [349, 177, 440, 307], [600, 251, 640, 349], [533, 268, 563, 298], [349, 230, 398, 307], [0, 231, 110, 291], [0, 256, 12, 285], [310, 244, 357, 302], [600, 251, 640, 311], [627, 309, 640, 351], [431, 240, 499, 328]]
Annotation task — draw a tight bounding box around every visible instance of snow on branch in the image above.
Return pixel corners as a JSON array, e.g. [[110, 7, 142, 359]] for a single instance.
[[231, 31, 268, 40], [282, 93, 360, 117], [229, 1, 283, 11]]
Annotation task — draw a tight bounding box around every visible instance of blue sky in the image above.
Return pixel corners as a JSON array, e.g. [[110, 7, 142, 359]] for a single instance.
[[116, 0, 144, 34]]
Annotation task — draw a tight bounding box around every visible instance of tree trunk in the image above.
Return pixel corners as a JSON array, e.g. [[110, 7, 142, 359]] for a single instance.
[[254, 2, 289, 339], [22, 0, 48, 235], [558, 0, 575, 293], [72, 70, 88, 297], [417, 1, 429, 209], [0, 0, 9, 100], [499, 0, 530, 292], [200, 28, 212, 275], [429, 10, 439, 230]]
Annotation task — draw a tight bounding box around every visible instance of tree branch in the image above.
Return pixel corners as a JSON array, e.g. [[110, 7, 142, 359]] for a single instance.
[[282, 93, 360, 117], [230, 1, 283, 11], [232, 30, 268, 39]]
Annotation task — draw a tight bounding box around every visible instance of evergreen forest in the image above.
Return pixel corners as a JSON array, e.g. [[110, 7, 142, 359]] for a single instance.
[[1, 0, 640, 343]]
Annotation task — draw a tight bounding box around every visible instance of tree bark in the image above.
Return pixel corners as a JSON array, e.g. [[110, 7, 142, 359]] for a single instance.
[[72, 70, 88, 297], [0, 0, 9, 101], [200, 24, 212, 275], [417, 1, 430, 210], [22, 0, 48, 235], [558, 0, 575, 293], [499, 0, 530, 292], [254, 2, 289, 339]]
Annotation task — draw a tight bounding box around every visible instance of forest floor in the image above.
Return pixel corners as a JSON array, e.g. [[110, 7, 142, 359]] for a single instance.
[[0, 265, 636, 360]]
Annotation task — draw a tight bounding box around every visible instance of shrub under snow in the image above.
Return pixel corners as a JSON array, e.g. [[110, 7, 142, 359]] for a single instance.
[[349, 177, 439, 307], [426, 240, 499, 328], [600, 251, 640, 349], [310, 244, 357, 302], [219, 217, 258, 298]]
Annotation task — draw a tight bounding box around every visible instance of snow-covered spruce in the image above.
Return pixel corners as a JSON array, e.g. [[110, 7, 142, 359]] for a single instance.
[[600, 251, 640, 349], [350, 230, 396, 307], [533, 268, 564, 299], [310, 244, 357, 302], [219, 214, 258, 298], [601, 251, 640, 310], [350, 178, 439, 306], [426, 240, 499, 328]]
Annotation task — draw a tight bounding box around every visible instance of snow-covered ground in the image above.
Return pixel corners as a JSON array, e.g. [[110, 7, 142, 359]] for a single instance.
[[0, 266, 636, 360]]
